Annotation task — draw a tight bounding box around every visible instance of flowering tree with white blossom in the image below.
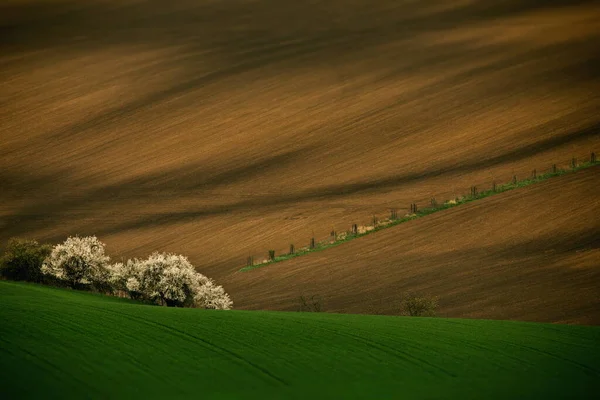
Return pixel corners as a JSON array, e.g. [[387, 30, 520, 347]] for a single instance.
[[192, 275, 234, 310], [41, 236, 110, 289], [110, 252, 232, 309], [107, 260, 145, 299], [38, 236, 231, 308]]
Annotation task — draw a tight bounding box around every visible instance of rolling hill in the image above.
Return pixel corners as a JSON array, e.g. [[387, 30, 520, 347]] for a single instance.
[[1, 281, 599, 399], [225, 166, 600, 324], [1, 0, 599, 282]]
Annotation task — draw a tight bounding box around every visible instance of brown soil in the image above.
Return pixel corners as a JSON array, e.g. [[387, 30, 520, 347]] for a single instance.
[[226, 167, 600, 325], [1, 1, 599, 322]]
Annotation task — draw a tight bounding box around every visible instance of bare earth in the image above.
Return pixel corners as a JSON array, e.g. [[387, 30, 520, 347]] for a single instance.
[[1, 0, 599, 322], [227, 167, 600, 325]]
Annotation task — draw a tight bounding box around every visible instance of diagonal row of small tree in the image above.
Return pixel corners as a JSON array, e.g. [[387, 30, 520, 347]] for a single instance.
[[242, 152, 598, 271]]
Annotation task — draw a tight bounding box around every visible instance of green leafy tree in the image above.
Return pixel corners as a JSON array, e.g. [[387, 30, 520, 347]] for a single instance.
[[0, 238, 52, 282]]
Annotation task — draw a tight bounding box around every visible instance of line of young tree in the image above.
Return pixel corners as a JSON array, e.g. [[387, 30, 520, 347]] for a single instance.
[[0, 236, 232, 310]]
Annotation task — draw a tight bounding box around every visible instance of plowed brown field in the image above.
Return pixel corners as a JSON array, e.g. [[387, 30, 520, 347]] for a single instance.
[[228, 167, 600, 324], [1, 1, 599, 322]]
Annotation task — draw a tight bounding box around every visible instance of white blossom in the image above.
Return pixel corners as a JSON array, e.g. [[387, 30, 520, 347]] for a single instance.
[[125, 277, 141, 293], [41, 236, 110, 288], [192, 278, 233, 310], [119, 252, 232, 309], [43, 238, 232, 309]]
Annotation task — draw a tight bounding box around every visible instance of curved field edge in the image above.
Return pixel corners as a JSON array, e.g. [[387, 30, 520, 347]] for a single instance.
[[1, 281, 599, 399], [241, 160, 599, 271]]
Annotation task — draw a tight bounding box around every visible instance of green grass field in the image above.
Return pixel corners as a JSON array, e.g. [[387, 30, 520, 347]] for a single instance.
[[1, 281, 599, 399]]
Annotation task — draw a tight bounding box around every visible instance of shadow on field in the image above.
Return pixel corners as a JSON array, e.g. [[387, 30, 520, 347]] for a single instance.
[[2, 119, 598, 239], [1, 0, 599, 274], [2, 0, 599, 140]]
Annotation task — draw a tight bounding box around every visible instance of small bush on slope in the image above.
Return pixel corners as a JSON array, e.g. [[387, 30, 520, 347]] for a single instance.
[[41, 236, 111, 291], [0, 238, 51, 282], [298, 294, 323, 312], [109, 252, 233, 310], [402, 293, 438, 317]]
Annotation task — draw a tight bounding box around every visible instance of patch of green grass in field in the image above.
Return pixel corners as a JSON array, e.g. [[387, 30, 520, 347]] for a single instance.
[[241, 161, 599, 271], [1, 281, 599, 399]]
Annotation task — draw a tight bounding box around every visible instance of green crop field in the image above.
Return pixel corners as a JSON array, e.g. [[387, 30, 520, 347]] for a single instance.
[[1, 281, 599, 399]]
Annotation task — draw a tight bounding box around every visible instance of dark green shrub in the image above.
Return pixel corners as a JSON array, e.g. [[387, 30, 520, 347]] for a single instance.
[[0, 238, 51, 282]]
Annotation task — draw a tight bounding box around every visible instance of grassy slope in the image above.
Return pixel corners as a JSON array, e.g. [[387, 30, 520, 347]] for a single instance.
[[1, 0, 599, 279], [1, 281, 599, 399], [226, 166, 600, 324]]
